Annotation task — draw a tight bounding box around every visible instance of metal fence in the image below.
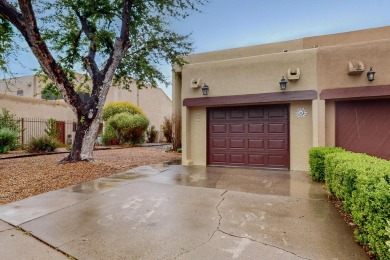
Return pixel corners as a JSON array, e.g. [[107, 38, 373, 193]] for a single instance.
[[15, 118, 76, 146]]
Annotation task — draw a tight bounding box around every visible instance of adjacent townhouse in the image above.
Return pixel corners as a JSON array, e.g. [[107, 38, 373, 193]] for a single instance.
[[173, 26, 390, 171]]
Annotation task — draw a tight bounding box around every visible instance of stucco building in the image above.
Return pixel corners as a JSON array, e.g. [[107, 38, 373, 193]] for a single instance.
[[173, 26, 390, 171], [0, 74, 172, 142]]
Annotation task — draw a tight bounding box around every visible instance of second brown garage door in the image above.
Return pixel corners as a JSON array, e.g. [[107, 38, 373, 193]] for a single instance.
[[207, 105, 289, 169]]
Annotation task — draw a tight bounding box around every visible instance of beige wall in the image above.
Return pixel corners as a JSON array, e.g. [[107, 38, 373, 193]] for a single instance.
[[0, 94, 75, 120], [182, 49, 317, 100], [185, 39, 303, 65], [317, 39, 390, 90], [289, 102, 312, 171]]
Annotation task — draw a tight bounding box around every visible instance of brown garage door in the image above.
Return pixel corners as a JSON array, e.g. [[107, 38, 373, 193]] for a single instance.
[[207, 105, 289, 169], [336, 99, 390, 160]]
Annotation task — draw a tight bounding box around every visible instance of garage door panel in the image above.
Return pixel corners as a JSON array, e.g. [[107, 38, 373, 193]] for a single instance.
[[248, 108, 265, 118], [268, 123, 286, 134], [208, 105, 289, 169], [230, 139, 246, 149], [211, 139, 227, 149], [268, 108, 287, 118], [268, 155, 288, 167], [211, 110, 227, 119], [248, 139, 264, 149], [212, 124, 227, 133], [211, 153, 227, 163], [268, 139, 287, 150], [230, 109, 246, 118], [230, 154, 245, 164], [248, 123, 264, 133], [229, 124, 245, 133], [248, 154, 265, 166]]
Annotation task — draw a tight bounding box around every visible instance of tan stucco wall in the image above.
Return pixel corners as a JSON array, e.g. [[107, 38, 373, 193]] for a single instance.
[[186, 39, 303, 65], [289, 102, 312, 171], [0, 94, 75, 120], [317, 39, 390, 90], [182, 49, 317, 100]]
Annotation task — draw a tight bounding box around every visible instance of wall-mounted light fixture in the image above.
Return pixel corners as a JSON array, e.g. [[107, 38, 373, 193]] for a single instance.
[[201, 83, 209, 95], [367, 67, 375, 82], [279, 76, 288, 90]]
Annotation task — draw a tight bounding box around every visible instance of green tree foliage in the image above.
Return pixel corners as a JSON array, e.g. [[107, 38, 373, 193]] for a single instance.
[[0, 0, 207, 162]]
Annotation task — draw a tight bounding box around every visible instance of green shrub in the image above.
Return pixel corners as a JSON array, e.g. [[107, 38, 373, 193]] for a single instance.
[[102, 101, 144, 121], [0, 128, 18, 153], [0, 108, 21, 132], [146, 125, 158, 143], [106, 112, 149, 144], [308, 146, 345, 182], [324, 151, 390, 258], [27, 136, 59, 153], [102, 125, 119, 145]]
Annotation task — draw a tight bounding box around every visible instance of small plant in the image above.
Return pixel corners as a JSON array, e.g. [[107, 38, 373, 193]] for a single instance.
[[162, 116, 173, 143], [44, 118, 59, 139], [27, 136, 59, 153], [146, 125, 158, 143], [0, 128, 18, 154]]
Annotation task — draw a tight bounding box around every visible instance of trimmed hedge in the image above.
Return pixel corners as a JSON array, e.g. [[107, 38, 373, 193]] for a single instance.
[[323, 151, 390, 259], [308, 146, 345, 182]]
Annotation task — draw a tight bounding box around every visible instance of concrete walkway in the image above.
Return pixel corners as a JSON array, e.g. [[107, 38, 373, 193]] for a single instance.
[[0, 165, 368, 259]]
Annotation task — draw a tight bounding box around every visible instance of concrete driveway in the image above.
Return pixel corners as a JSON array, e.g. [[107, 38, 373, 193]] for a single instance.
[[0, 165, 368, 259]]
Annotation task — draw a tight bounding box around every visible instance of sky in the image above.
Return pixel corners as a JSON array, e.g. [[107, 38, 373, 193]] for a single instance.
[[6, 0, 390, 99]]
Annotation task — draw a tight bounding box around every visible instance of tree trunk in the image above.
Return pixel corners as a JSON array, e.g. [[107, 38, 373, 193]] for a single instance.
[[61, 115, 100, 162]]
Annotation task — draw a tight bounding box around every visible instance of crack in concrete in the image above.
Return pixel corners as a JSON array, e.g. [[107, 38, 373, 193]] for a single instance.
[[176, 189, 312, 260], [217, 229, 312, 260], [174, 189, 227, 259]]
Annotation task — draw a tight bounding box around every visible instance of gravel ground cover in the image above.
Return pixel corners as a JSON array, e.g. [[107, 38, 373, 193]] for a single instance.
[[0, 147, 181, 205]]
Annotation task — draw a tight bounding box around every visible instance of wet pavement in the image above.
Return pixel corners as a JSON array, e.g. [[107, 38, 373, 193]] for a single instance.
[[0, 165, 368, 259]]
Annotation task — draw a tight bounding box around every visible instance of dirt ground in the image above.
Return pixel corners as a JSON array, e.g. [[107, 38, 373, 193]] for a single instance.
[[0, 147, 181, 205]]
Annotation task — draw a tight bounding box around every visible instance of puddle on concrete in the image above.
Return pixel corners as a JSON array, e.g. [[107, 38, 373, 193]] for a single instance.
[[146, 165, 326, 199]]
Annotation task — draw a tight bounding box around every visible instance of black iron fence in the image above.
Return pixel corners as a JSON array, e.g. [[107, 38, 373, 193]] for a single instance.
[[15, 118, 76, 146]]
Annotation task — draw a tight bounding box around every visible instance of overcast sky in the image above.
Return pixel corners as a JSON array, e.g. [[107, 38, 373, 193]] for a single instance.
[[7, 0, 390, 99]]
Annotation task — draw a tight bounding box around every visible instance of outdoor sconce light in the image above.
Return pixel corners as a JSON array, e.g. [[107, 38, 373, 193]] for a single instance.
[[201, 83, 209, 95], [87, 108, 94, 119], [279, 76, 288, 90], [367, 67, 375, 82]]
